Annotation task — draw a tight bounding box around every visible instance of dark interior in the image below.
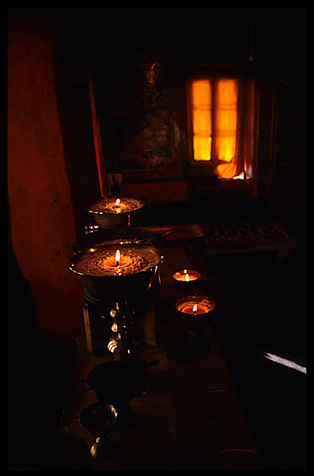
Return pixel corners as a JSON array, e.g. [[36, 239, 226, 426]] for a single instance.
[[8, 7, 306, 470]]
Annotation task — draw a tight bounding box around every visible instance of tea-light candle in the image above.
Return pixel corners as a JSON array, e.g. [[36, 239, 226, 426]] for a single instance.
[[179, 302, 209, 315], [172, 268, 201, 294], [175, 294, 215, 317], [172, 269, 201, 283]]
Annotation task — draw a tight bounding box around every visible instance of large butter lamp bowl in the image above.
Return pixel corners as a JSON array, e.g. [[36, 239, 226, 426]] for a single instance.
[[69, 242, 162, 304], [72, 227, 164, 255], [69, 243, 162, 362]]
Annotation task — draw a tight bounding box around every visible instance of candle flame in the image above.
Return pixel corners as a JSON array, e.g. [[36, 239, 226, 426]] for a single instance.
[[115, 249, 120, 266], [115, 198, 120, 207], [192, 304, 198, 314], [185, 273, 190, 282]]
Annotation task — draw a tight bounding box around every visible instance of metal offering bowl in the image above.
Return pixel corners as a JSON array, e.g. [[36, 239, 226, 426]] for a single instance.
[[72, 228, 164, 255], [80, 402, 118, 433], [69, 242, 162, 305], [87, 361, 141, 403], [87, 196, 147, 229], [80, 403, 119, 459], [87, 361, 144, 427]]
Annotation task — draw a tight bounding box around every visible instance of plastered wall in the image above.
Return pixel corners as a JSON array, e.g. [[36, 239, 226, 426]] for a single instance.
[[8, 13, 84, 339]]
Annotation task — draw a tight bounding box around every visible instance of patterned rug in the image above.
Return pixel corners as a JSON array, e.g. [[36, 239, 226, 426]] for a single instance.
[[199, 220, 294, 248]]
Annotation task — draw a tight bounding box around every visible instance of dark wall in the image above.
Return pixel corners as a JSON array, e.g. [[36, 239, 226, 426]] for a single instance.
[[8, 8, 85, 339], [268, 9, 306, 236]]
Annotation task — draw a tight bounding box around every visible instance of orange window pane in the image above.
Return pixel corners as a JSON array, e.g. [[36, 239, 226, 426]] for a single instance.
[[215, 136, 237, 162], [217, 79, 238, 107], [192, 80, 211, 108], [215, 79, 238, 166], [193, 110, 211, 135], [191, 80, 212, 161], [215, 110, 237, 135], [193, 136, 212, 161]]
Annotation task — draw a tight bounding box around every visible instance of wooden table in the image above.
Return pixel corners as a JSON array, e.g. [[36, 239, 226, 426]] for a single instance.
[[60, 239, 261, 470]]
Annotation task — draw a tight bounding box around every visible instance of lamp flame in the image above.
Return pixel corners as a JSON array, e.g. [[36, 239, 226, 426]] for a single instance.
[[185, 273, 190, 282], [192, 304, 198, 314], [115, 249, 120, 266], [115, 198, 120, 207]]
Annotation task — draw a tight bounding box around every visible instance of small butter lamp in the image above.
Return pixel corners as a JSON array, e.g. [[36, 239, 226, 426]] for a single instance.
[[172, 268, 201, 294], [175, 293, 215, 349]]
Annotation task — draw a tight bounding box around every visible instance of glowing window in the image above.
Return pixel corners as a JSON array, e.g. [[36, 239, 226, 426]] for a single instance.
[[192, 80, 212, 161], [190, 78, 239, 179]]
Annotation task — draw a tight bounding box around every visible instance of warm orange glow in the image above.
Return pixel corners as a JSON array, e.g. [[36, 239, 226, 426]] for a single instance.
[[214, 79, 238, 178], [115, 249, 120, 266], [191, 80, 212, 161], [191, 78, 238, 178]]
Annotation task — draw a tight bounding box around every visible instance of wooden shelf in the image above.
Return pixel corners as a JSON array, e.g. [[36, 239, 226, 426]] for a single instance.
[[60, 242, 261, 469]]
